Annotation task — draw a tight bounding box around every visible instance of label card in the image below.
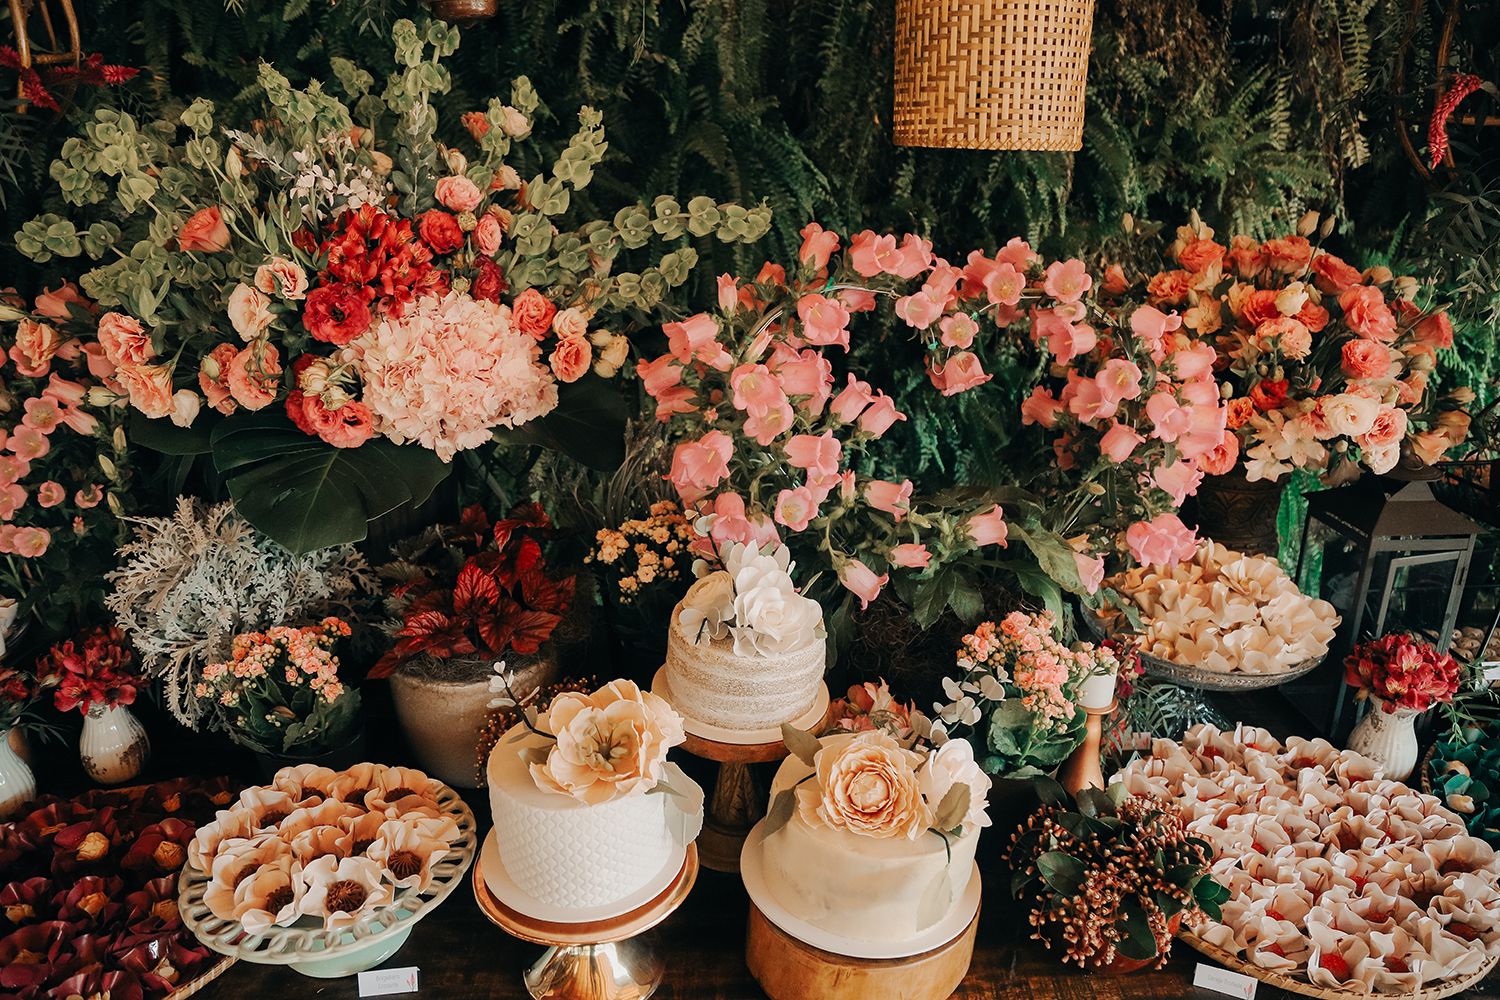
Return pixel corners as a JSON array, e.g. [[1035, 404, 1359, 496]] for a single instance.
[[357, 967, 419, 997], [1482, 664, 1500, 681], [1193, 963, 1257, 999]]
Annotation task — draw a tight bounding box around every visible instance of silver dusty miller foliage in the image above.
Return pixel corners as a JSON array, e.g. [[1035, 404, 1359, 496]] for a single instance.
[[105, 497, 376, 730]]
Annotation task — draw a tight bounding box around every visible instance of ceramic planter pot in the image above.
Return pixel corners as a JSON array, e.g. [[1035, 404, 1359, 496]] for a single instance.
[[388, 647, 559, 788], [0, 726, 35, 819], [80, 703, 150, 785], [1346, 697, 1421, 782], [252, 722, 369, 782]]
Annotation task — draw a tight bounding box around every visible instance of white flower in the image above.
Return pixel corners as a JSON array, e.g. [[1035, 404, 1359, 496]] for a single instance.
[[977, 674, 1007, 701], [226, 283, 274, 341], [919, 739, 992, 830], [679, 571, 733, 642], [730, 573, 821, 656], [1321, 393, 1381, 438]]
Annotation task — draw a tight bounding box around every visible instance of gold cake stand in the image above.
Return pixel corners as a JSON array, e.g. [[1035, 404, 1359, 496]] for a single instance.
[[473, 843, 699, 1000]]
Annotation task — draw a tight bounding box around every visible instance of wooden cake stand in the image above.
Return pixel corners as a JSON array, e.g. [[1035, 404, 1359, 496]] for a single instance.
[[473, 843, 699, 1000], [673, 689, 834, 873]]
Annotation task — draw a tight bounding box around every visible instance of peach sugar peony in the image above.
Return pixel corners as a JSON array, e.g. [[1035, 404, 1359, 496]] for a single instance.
[[529, 679, 686, 805], [795, 731, 931, 840]]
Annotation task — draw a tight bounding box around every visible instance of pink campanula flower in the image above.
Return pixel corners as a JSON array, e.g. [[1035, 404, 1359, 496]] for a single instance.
[[770, 349, 833, 415], [840, 287, 878, 313], [889, 543, 931, 569], [666, 431, 734, 501], [1125, 513, 1198, 567], [1101, 264, 1129, 294], [848, 231, 896, 277], [858, 392, 906, 437], [799, 223, 841, 270], [774, 486, 820, 532], [1021, 387, 1064, 428], [7, 425, 48, 461], [1095, 359, 1143, 407], [983, 262, 1024, 306], [36, 481, 65, 508], [995, 237, 1039, 269], [0, 456, 29, 485], [730, 363, 788, 417], [1176, 405, 1229, 460], [838, 557, 889, 609], [717, 274, 738, 312], [830, 375, 874, 422], [939, 313, 978, 349], [964, 504, 1008, 547], [1073, 551, 1105, 595], [700, 491, 781, 552], [892, 234, 935, 278], [1068, 378, 1115, 422], [22, 396, 63, 434], [664, 313, 732, 370], [743, 401, 797, 445], [895, 290, 945, 331], [1099, 421, 1145, 463], [1130, 304, 1183, 348], [75, 484, 104, 508], [929, 351, 992, 397], [43, 373, 88, 408], [0, 484, 25, 520], [864, 479, 913, 521], [1145, 392, 1192, 442], [1043, 259, 1092, 304], [799, 293, 852, 348], [784, 431, 842, 480], [1152, 459, 1203, 506], [1033, 308, 1097, 364], [1170, 342, 1217, 381], [12, 526, 48, 558]]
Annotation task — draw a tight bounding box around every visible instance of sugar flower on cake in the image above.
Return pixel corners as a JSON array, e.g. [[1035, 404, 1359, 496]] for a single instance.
[[795, 731, 932, 840], [529, 679, 688, 804], [678, 541, 824, 656], [298, 855, 394, 931]]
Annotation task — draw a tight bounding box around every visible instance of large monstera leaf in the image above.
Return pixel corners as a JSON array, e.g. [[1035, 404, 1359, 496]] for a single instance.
[[492, 372, 628, 471], [209, 409, 450, 554]]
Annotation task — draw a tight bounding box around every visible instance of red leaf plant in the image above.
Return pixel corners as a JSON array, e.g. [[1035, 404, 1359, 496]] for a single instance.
[[369, 503, 575, 678]]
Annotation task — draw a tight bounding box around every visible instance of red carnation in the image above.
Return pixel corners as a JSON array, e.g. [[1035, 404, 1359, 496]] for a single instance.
[[472, 257, 509, 304], [303, 284, 373, 346], [1247, 379, 1288, 412], [419, 210, 464, 255]]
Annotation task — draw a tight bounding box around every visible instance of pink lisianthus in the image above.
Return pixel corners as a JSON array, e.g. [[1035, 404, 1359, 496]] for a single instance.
[[730, 363, 787, 417], [799, 223, 841, 270], [1099, 420, 1145, 463], [889, 543, 931, 569], [784, 431, 842, 480], [965, 504, 1008, 547], [1043, 259, 1092, 303], [1341, 339, 1396, 380], [799, 293, 852, 348], [858, 392, 906, 436], [1358, 405, 1408, 449], [774, 485, 821, 531], [1073, 551, 1106, 595], [1020, 386, 1064, 428], [929, 351, 993, 397], [1339, 285, 1398, 342], [666, 430, 734, 501], [664, 313, 732, 370], [830, 375, 874, 423], [838, 557, 889, 609], [1151, 459, 1204, 506], [1124, 513, 1199, 567], [864, 479, 913, 521], [1145, 392, 1193, 442]]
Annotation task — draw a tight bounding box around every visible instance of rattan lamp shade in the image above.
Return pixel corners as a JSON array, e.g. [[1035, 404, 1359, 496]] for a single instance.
[[894, 0, 1097, 150]]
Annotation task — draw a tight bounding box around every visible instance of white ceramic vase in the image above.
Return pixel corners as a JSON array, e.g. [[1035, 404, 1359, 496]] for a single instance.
[[1346, 698, 1420, 782], [80, 703, 150, 784], [0, 726, 35, 818]]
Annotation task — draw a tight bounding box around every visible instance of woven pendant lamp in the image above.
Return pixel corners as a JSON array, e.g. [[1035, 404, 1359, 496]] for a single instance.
[[894, 0, 1097, 150]]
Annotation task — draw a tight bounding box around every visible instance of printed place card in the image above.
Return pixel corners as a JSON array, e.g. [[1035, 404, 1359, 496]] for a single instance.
[[357, 967, 419, 997], [1193, 962, 1257, 999]]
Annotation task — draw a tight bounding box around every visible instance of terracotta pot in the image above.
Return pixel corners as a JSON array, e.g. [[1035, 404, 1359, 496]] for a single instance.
[[1086, 912, 1182, 974], [389, 647, 559, 788], [1183, 464, 1287, 557]]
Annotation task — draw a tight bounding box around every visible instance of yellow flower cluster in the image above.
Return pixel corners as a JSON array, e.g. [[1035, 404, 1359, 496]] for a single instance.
[[585, 501, 697, 604]]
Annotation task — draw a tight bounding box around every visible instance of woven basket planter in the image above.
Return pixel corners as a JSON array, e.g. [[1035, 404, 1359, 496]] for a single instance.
[[894, 0, 1097, 150]]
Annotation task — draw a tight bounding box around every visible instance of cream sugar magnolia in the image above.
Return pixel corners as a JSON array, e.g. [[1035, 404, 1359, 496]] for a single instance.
[[759, 730, 991, 943], [664, 541, 825, 731], [488, 679, 702, 909]]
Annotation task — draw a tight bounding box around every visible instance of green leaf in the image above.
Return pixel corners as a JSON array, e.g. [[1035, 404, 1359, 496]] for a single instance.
[[781, 723, 822, 766], [1113, 898, 1160, 961], [491, 374, 627, 471], [210, 409, 450, 554], [916, 867, 953, 932], [762, 789, 797, 839], [931, 783, 970, 833], [1075, 786, 1115, 819], [129, 410, 219, 455], [1036, 850, 1086, 897], [1035, 775, 1069, 808]]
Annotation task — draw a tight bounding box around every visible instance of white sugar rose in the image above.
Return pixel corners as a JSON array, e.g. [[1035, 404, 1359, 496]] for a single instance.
[[1321, 392, 1380, 438], [919, 739, 992, 831], [797, 731, 931, 840], [227, 283, 274, 341], [730, 576, 822, 656], [679, 570, 733, 642], [530, 679, 686, 804]]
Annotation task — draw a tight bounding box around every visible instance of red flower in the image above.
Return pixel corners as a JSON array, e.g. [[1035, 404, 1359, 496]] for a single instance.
[[303, 284, 372, 346], [318, 206, 445, 317], [1247, 379, 1288, 412], [471, 257, 508, 304], [418, 210, 464, 255], [35, 626, 141, 714]]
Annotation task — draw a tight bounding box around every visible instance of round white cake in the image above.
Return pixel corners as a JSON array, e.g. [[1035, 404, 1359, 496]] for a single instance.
[[759, 745, 981, 943], [663, 608, 824, 731], [488, 728, 674, 909]]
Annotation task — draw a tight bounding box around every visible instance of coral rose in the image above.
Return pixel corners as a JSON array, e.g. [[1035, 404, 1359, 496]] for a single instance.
[[254, 257, 309, 300], [1339, 286, 1397, 342], [798, 731, 929, 840], [304, 284, 372, 346], [227, 343, 282, 411], [227, 283, 275, 341], [97, 312, 155, 368], [1197, 431, 1240, 476], [530, 680, 686, 804], [434, 175, 483, 213], [474, 214, 503, 256], [116, 362, 176, 420], [1415, 312, 1454, 350], [418, 210, 464, 254], [549, 336, 592, 383], [179, 206, 230, 252], [1261, 235, 1313, 272], [1179, 236, 1226, 274], [1341, 339, 1394, 380], [511, 288, 558, 341]]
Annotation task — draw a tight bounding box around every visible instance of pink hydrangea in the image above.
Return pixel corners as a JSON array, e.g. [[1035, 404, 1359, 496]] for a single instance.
[[341, 291, 558, 462]]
